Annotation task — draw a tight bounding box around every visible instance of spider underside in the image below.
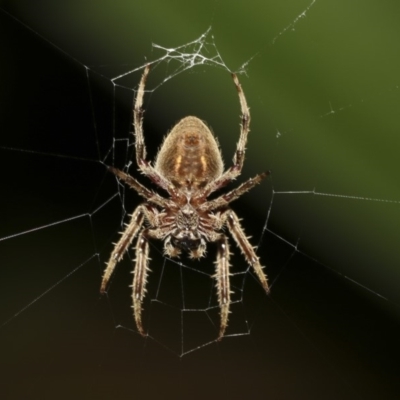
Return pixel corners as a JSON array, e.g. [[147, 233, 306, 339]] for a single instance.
[[101, 65, 270, 340]]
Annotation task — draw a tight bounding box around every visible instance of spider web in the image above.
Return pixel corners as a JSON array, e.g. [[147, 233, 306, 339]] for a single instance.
[[1, 1, 400, 399]]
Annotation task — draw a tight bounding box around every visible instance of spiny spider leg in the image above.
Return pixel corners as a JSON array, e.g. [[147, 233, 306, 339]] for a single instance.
[[203, 72, 251, 196], [108, 166, 169, 208], [132, 229, 151, 336], [226, 210, 270, 293], [214, 235, 232, 340], [101, 206, 145, 293], [201, 171, 270, 212], [133, 65, 171, 192]]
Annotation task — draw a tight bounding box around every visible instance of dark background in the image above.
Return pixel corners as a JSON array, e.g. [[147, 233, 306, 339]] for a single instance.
[[1, 1, 400, 399]]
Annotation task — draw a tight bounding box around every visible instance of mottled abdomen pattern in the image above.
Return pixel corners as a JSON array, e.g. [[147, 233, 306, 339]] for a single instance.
[[155, 116, 223, 188]]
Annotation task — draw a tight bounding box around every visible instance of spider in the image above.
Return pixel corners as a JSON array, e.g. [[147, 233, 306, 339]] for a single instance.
[[101, 65, 270, 340]]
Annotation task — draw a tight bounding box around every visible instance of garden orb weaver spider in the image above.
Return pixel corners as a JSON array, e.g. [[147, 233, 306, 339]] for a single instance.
[[101, 65, 270, 340]]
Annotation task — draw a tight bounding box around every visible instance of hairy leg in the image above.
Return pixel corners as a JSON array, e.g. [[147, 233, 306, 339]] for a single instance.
[[226, 210, 269, 293], [101, 206, 145, 293], [214, 234, 232, 340]]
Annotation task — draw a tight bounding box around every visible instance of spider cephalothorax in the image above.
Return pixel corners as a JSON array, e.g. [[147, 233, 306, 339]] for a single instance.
[[101, 65, 270, 340]]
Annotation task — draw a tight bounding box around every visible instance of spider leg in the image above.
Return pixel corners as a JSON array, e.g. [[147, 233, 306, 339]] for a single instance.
[[101, 205, 145, 293], [201, 171, 269, 212], [202, 72, 252, 196], [226, 210, 270, 293], [131, 227, 165, 336], [133, 65, 171, 192], [133, 64, 150, 164], [132, 228, 151, 337], [214, 234, 232, 340], [229, 72, 251, 177], [109, 166, 169, 208]]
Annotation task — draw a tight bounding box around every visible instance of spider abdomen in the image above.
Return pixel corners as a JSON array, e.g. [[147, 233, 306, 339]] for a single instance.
[[155, 116, 223, 188]]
